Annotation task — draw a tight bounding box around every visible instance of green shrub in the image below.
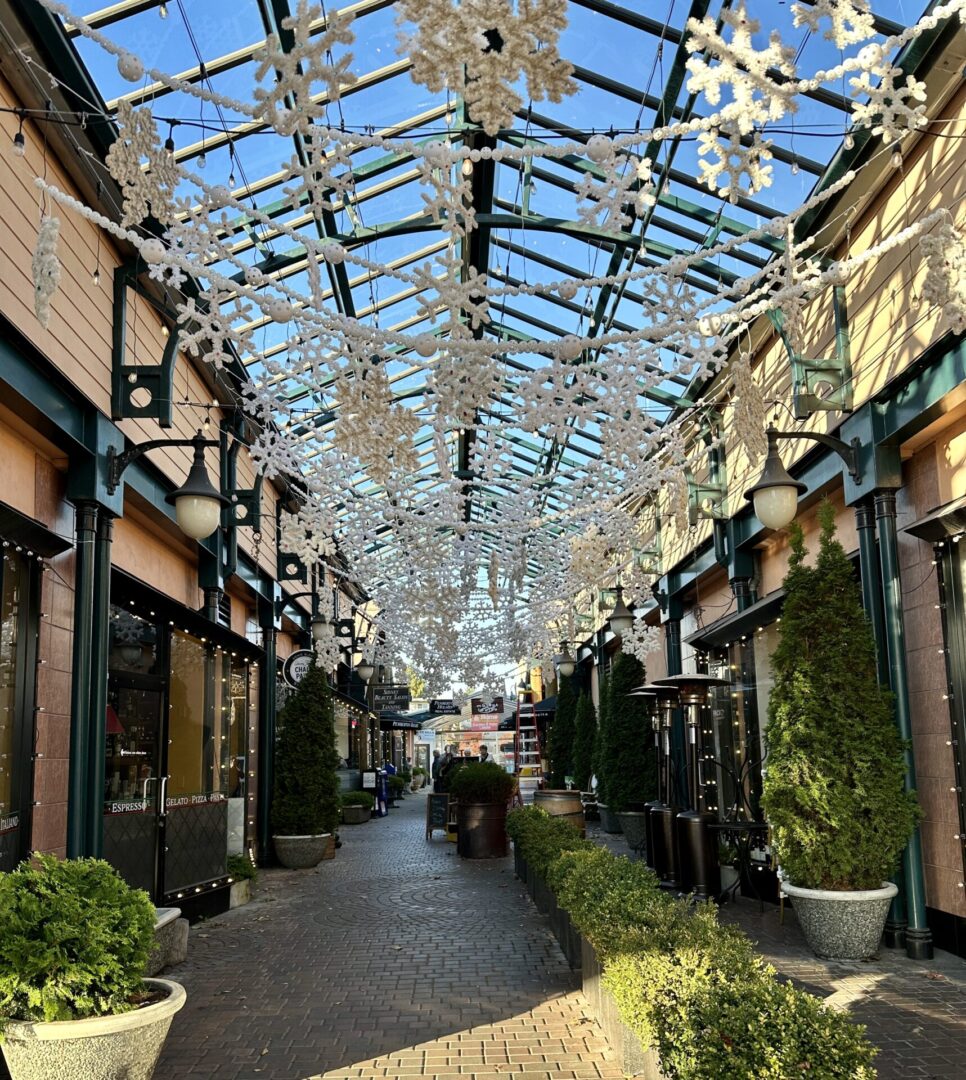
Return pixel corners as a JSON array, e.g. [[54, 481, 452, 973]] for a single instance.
[[594, 672, 611, 802], [0, 855, 156, 1032], [227, 852, 258, 882], [596, 652, 657, 812], [762, 502, 919, 890], [572, 692, 597, 792], [449, 761, 516, 803], [272, 662, 341, 836], [508, 805, 878, 1080], [340, 790, 376, 809], [387, 775, 406, 798], [547, 674, 577, 787]]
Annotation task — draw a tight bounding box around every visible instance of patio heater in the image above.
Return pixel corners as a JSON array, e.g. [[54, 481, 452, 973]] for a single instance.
[[633, 684, 681, 885], [654, 673, 729, 901]]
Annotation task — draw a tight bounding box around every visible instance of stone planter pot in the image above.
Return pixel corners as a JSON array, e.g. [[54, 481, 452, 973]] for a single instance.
[[229, 880, 251, 909], [513, 844, 525, 881], [456, 802, 508, 858], [533, 871, 553, 916], [145, 908, 188, 977], [598, 802, 623, 834], [718, 865, 740, 898], [273, 833, 331, 869], [1, 978, 186, 1080], [617, 811, 649, 856], [781, 881, 898, 960], [342, 805, 371, 824]]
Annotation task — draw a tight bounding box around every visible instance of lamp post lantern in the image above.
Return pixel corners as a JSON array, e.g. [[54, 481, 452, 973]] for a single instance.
[[606, 585, 634, 635], [556, 641, 576, 678]]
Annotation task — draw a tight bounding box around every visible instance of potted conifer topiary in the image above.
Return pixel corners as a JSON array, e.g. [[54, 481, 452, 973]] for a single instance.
[[449, 762, 517, 858], [597, 652, 657, 854], [762, 503, 919, 959], [272, 660, 342, 868], [0, 855, 186, 1080], [572, 691, 597, 794], [594, 672, 621, 832], [547, 673, 577, 788]]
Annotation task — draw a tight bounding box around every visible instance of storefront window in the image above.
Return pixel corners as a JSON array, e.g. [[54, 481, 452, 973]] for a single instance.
[[0, 550, 28, 866]]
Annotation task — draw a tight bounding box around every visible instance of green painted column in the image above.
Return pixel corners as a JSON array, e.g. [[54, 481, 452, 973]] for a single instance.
[[875, 491, 933, 960], [665, 619, 688, 807], [256, 618, 277, 864], [856, 499, 907, 948], [85, 511, 113, 858], [67, 501, 97, 859]]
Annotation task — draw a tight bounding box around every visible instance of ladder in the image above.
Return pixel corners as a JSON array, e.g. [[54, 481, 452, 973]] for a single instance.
[[515, 689, 541, 801]]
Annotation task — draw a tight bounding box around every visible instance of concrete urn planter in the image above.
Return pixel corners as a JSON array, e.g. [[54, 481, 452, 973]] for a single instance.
[[342, 805, 371, 824], [781, 880, 898, 960], [597, 803, 623, 834], [273, 833, 332, 868], [1, 978, 186, 1080]]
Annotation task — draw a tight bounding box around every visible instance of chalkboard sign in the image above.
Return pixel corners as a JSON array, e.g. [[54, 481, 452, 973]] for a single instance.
[[425, 793, 450, 839]]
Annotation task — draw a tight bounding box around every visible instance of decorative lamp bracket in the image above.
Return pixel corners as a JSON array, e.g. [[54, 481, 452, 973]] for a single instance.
[[686, 469, 728, 527], [111, 265, 178, 427]]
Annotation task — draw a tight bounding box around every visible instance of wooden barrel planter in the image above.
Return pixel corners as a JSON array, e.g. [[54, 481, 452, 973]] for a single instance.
[[456, 802, 508, 858], [533, 789, 585, 836]]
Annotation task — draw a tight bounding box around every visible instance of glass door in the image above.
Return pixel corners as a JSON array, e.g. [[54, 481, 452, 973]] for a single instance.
[[103, 679, 165, 895]]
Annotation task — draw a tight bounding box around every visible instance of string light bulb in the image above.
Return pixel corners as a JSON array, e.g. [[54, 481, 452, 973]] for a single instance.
[[159, 1, 168, 16], [12, 115, 25, 157], [197, 149, 207, 170], [844, 130, 854, 150], [891, 145, 903, 169]]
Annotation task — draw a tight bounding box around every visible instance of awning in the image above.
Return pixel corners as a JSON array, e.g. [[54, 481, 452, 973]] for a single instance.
[[685, 588, 785, 650], [0, 501, 72, 558], [904, 495, 966, 543], [379, 712, 426, 730], [534, 696, 557, 714]]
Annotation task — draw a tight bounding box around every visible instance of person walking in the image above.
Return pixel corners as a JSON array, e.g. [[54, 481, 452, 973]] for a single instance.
[[431, 749, 442, 785], [434, 745, 454, 792]]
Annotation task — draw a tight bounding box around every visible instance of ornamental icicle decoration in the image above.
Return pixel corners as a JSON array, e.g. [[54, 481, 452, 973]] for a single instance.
[[32, 215, 62, 329], [396, 0, 576, 136], [919, 216, 966, 335]]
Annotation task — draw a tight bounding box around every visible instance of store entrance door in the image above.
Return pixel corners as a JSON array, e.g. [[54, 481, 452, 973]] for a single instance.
[[103, 678, 167, 896]]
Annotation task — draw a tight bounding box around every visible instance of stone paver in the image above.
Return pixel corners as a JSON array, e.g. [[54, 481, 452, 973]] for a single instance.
[[155, 797, 621, 1080], [589, 820, 966, 1080]]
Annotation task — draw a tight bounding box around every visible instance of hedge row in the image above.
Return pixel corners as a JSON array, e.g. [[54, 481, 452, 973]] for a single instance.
[[506, 807, 876, 1080]]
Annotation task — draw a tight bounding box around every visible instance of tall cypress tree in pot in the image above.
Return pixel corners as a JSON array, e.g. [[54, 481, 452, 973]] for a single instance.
[[762, 503, 919, 959], [547, 673, 577, 788], [597, 651, 657, 852], [594, 671, 622, 831], [272, 661, 343, 868], [572, 692, 597, 793]]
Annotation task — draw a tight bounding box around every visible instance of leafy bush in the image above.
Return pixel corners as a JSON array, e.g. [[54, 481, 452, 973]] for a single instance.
[[509, 805, 878, 1080], [272, 662, 341, 837], [507, 806, 592, 877], [340, 790, 376, 809], [387, 775, 406, 798], [227, 852, 258, 882], [0, 855, 156, 1031], [412, 766, 427, 776], [547, 674, 577, 787], [762, 503, 919, 890], [596, 652, 657, 811], [572, 692, 597, 792], [449, 761, 516, 803]]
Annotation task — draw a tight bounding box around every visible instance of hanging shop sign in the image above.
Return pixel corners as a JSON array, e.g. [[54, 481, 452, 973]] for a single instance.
[[282, 649, 315, 688], [430, 699, 460, 714], [470, 696, 504, 716], [416, 729, 436, 744], [373, 684, 411, 711], [469, 717, 499, 731]]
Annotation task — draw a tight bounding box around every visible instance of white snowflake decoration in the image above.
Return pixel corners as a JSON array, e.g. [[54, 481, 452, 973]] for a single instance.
[[849, 64, 928, 144], [696, 128, 774, 203], [281, 127, 355, 216], [731, 353, 768, 467], [574, 155, 656, 235], [396, 0, 576, 136], [920, 218, 966, 334], [105, 100, 181, 227], [253, 1, 357, 134], [685, 0, 798, 135], [32, 215, 62, 329], [619, 617, 663, 670], [792, 0, 875, 47]]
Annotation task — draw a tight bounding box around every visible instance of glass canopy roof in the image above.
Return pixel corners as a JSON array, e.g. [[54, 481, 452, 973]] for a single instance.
[[46, 0, 922, 555]]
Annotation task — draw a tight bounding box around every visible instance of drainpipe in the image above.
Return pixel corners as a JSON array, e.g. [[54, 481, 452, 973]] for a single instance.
[[731, 577, 754, 612], [86, 511, 114, 858], [257, 613, 277, 864], [856, 499, 907, 948], [67, 502, 97, 858], [202, 586, 221, 623], [875, 491, 933, 960]]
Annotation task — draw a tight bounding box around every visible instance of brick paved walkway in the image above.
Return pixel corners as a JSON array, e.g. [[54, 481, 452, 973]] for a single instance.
[[589, 822, 966, 1080], [155, 796, 621, 1080]]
